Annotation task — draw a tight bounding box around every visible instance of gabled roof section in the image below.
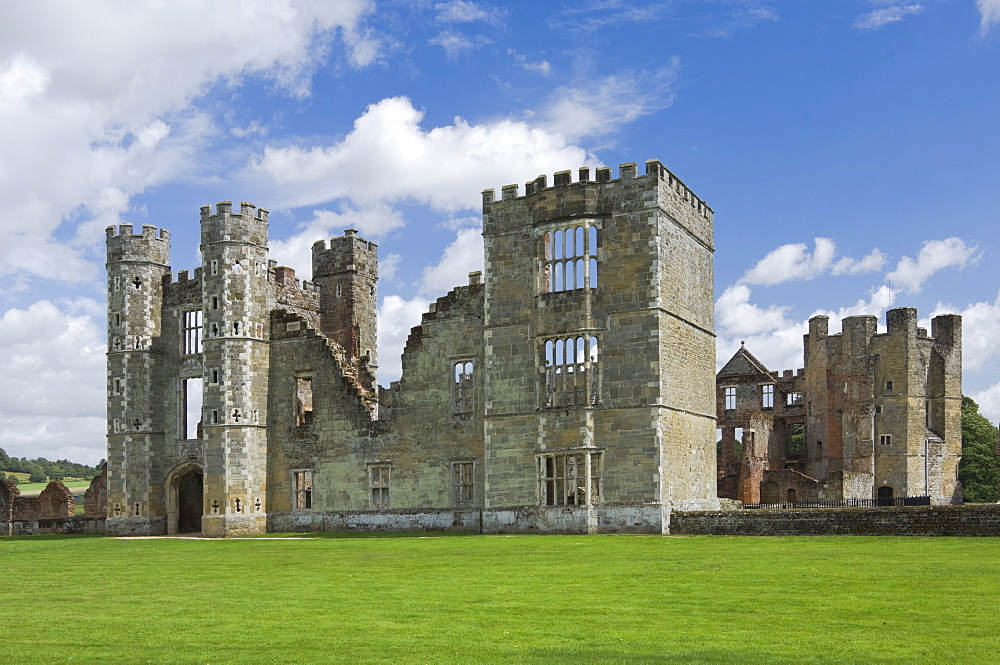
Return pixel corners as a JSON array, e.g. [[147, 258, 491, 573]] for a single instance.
[[717, 344, 775, 380]]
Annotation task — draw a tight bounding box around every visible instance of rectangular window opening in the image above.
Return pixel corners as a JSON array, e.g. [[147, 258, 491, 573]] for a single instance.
[[724, 386, 736, 410], [761, 384, 774, 409], [451, 462, 474, 506], [452, 361, 474, 415], [541, 223, 599, 293], [183, 310, 203, 354], [182, 378, 203, 440], [294, 470, 313, 510], [787, 392, 803, 406], [542, 335, 599, 408], [296, 377, 314, 426], [788, 424, 805, 458], [369, 465, 390, 509], [879, 434, 892, 446], [538, 451, 602, 506]]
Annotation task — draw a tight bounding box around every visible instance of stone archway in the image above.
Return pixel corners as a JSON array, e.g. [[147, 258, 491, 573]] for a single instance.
[[167, 463, 204, 535]]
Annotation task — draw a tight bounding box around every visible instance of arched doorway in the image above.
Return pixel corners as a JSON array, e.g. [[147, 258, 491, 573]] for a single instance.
[[876, 485, 894, 506], [167, 463, 204, 535]]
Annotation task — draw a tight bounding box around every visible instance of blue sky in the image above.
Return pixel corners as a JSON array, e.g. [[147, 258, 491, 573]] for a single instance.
[[1, 0, 999, 465]]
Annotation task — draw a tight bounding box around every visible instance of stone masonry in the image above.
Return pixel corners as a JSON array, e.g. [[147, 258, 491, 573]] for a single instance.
[[716, 309, 962, 505], [105, 159, 721, 536]]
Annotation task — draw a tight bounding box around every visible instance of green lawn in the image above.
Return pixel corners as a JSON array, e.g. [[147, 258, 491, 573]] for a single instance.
[[0, 533, 997, 664]]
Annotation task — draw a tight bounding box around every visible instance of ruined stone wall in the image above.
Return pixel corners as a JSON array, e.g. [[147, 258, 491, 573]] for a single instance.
[[671, 504, 1000, 536], [84, 465, 108, 518]]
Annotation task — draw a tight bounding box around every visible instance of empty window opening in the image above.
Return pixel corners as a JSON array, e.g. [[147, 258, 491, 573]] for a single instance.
[[538, 451, 602, 506], [294, 470, 313, 510], [788, 424, 805, 459], [879, 434, 891, 446], [182, 378, 203, 440], [233, 321, 240, 335], [336, 284, 342, 297], [232, 409, 241, 423], [787, 392, 803, 406], [543, 335, 599, 408], [114, 312, 121, 327], [451, 462, 474, 507], [210, 260, 218, 276], [183, 310, 203, 354], [113, 276, 120, 291], [296, 377, 314, 426], [369, 465, 390, 509], [212, 296, 219, 310], [211, 409, 219, 425], [761, 384, 774, 409], [724, 386, 736, 410], [210, 368, 219, 385], [875, 405, 883, 414], [132, 276, 142, 289], [886, 380, 893, 391], [542, 224, 599, 293], [114, 379, 122, 395], [452, 361, 474, 415]]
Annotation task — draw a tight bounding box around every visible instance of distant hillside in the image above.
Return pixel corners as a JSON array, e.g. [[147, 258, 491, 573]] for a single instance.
[[0, 446, 102, 484]]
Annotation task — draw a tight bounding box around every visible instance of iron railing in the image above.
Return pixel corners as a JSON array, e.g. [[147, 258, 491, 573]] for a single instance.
[[742, 496, 931, 510]]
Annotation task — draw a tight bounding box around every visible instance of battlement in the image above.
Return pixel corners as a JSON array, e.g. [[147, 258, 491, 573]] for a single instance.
[[199, 200, 269, 248], [312, 229, 378, 278], [165, 267, 204, 284], [106, 224, 171, 265], [481, 159, 712, 219]]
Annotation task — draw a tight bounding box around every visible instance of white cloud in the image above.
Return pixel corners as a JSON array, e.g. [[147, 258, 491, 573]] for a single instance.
[[830, 248, 887, 276], [378, 294, 432, 383], [429, 30, 491, 57], [508, 49, 552, 75], [419, 227, 485, 298], [0, 1, 375, 285], [435, 1, 507, 26], [0, 299, 107, 464], [979, 0, 1000, 36], [930, 290, 1000, 373], [715, 284, 795, 338], [540, 62, 680, 142], [268, 204, 407, 277], [970, 381, 1000, 425], [252, 95, 592, 212], [885, 237, 979, 294], [741, 238, 836, 286], [855, 2, 924, 30]]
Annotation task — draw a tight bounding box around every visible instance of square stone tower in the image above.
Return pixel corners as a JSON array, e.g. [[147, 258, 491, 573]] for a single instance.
[[480, 160, 718, 533]]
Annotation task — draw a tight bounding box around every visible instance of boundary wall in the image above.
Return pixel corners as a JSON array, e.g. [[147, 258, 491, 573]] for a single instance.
[[670, 504, 1000, 537]]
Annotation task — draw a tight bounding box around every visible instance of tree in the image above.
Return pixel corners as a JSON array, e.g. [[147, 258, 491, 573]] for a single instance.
[[959, 396, 1000, 503], [28, 469, 47, 484], [7, 474, 19, 484]]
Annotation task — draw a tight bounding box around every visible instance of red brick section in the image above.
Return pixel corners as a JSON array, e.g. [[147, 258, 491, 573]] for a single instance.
[[84, 464, 108, 518]]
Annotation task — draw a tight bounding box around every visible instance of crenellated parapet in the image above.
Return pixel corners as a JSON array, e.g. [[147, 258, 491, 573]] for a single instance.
[[482, 159, 712, 223], [200, 201, 268, 248], [106, 224, 171, 266]]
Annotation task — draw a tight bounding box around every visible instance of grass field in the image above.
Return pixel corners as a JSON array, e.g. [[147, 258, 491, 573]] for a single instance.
[[1, 533, 998, 664]]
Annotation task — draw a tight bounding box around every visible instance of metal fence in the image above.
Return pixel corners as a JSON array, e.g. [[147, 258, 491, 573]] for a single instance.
[[742, 496, 931, 510]]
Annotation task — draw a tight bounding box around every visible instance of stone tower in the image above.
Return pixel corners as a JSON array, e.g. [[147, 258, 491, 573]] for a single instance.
[[105, 223, 171, 535], [199, 202, 271, 536], [480, 160, 718, 533], [311, 229, 379, 389]]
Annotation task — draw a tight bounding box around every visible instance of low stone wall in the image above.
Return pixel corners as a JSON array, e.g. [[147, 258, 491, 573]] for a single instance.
[[268, 509, 482, 533], [670, 504, 1000, 536], [4, 517, 106, 536]]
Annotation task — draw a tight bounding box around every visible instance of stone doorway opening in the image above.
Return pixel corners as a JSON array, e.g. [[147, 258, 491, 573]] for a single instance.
[[167, 463, 204, 535]]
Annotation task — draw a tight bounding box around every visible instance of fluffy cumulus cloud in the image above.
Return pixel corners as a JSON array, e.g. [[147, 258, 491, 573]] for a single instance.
[[0, 299, 107, 464], [930, 290, 1000, 374], [740, 238, 837, 286], [830, 248, 887, 276], [377, 294, 431, 383], [252, 96, 592, 211], [0, 1, 375, 284], [419, 227, 485, 297], [979, 0, 1000, 35], [970, 381, 1000, 425], [885, 237, 979, 294], [854, 2, 924, 30]]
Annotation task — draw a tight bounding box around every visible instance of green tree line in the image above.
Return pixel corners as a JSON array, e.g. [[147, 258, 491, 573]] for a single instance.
[[0, 446, 103, 484], [959, 396, 1000, 503]]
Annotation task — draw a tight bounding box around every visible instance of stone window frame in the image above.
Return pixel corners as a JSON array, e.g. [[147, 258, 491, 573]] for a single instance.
[[723, 386, 737, 410], [182, 309, 203, 355], [292, 469, 314, 511], [367, 461, 391, 509], [885, 380, 894, 391], [295, 374, 314, 427], [537, 448, 604, 507], [540, 333, 600, 409], [786, 392, 804, 406], [450, 459, 476, 507], [760, 383, 775, 409], [539, 220, 600, 294], [179, 376, 204, 441], [451, 358, 475, 416], [879, 434, 892, 446], [787, 423, 805, 458]]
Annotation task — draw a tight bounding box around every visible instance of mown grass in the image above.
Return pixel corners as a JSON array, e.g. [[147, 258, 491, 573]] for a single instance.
[[1, 533, 998, 664]]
